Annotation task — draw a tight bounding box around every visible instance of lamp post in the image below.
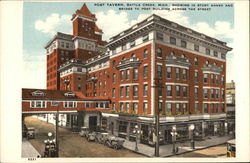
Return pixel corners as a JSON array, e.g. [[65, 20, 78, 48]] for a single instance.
[[189, 124, 195, 149], [171, 126, 178, 154], [133, 125, 142, 152], [43, 132, 56, 157]]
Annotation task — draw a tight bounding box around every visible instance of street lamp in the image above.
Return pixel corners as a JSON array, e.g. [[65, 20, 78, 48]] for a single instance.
[[170, 126, 178, 154], [133, 125, 142, 152], [189, 124, 195, 149]]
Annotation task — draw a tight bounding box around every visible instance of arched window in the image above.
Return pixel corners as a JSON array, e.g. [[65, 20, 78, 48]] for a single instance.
[[157, 48, 162, 57], [170, 51, 175, 56], [181, 54, 185, 58], [205, 60, 209, 65], [131, 53, 136, 58], [144, 49, 148, 58]]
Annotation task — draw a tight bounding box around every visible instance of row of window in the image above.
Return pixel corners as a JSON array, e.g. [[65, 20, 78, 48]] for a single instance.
[[156, 32, 226, 59], [87, 81, 107, 89]]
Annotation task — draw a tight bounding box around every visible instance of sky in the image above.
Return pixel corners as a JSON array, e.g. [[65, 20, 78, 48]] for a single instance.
[[23, 1, 235, 89]]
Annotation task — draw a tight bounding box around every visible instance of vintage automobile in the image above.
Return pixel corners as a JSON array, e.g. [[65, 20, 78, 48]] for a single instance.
[[26, 127, 35, 139], [105, 136, 125, 149], [95, 132, 109, 144], [86, 131, 97, 142], [227, 139, 235, 157], [79, 127, 89, 137]]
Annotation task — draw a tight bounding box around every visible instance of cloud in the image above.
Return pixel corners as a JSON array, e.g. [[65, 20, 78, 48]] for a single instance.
[[35, 13, 72, 35], [23, 50, 46, 89]]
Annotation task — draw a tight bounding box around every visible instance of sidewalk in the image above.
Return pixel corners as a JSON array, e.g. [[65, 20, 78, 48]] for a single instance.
[[122, 134, 234, 157], [22, 138, 41, 158]]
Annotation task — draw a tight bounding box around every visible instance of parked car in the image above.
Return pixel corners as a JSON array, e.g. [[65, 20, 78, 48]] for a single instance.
[[105, 136, 125, 149], [26, 127, 35, 139], [95, 132, 109, 144], [79, 127, 89, 137], [86, 131, 97, 142]]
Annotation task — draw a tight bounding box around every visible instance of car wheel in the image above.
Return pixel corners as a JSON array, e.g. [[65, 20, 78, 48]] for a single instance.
[[114, 144, 118, 150]]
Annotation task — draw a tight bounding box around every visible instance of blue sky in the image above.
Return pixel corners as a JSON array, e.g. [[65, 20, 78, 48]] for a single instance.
[[23, 2, 235, 88]]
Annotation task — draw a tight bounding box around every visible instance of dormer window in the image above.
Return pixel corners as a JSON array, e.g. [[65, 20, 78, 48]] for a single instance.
[[64, 92, 76, 97], [31, 90, 45, 96]]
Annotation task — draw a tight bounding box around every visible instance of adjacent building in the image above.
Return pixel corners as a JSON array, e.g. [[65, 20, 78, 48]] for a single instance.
[[22, 3, 233, 145]]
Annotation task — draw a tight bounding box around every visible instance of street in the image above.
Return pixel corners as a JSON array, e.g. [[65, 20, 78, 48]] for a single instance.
[[24, 116, 144, 157], [170, 144, 227, 157]]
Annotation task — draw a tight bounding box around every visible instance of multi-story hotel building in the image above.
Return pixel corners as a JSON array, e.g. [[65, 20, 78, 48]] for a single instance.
[[23, 4, 233, 145]]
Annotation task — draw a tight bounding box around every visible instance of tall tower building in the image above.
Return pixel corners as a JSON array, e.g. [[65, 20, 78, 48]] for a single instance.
[[45, 3, 107, 90]]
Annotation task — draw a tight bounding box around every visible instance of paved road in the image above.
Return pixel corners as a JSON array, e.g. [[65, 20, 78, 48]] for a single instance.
[[24, 116, 144, 157], [170, 144, 227, 157]]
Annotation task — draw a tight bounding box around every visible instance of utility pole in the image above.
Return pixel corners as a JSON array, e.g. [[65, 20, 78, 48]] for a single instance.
[[154, 78, 160, 157], [54, 102, 59, 157]]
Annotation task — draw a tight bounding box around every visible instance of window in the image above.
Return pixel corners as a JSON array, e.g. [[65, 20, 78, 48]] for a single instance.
[[122, 44, 126, 51], [120, 87, 124, 97], [133, 68, 138, 80], [195, 103, 199, 113], [112, 103, 116, 110], [125, 102, 130, 112], [182, 69, 187, 80], [195, 87, 199, 98], [133, 103, 138, 113], [222, 104, 225, 112], [64, 101, 76, 108], [166, 103, 172, 113], [158, 87, 162, 97], [214, 51, 218, 57], [203, 88, 208, 98], [104, 81, 106, 88], [143, 102, 148, 113], [221, 53, 226, 59], [203, 73, 208, 83], [78, 84, 81, 90], [194, 71, 199, 82], [166, 67, 172, 79], [112, 73, 116, 83], [30, 101, 46, 108], [120, 103, 124, 112], [206, 48, 210, 55], [66, 43, 69, 48], [211, 74, 215, 83], [176, 85, 181, 97], [143, 49, 148, 58], [126, 69, 130, 80], [203, 103, 208, 113], [176, 103, 180, 112], [157, 65, 162, 78], [221, 76, 225, 85], [216, 89, 219, 99], [125, 86, 130, 97], [194, 57, 198, 65], [170, 51, 175, 56], [120, 71, 124, 81], [181, 40, 187, 48], [211, 89, 214, 98], [143, 84, 148, 97], [158, 102, 163, 112], [183, 103, 187, 113], [143, 34, 149, 42], [130, 40, 135, 48], [143, 66, 148, 78], [216, 75, 219, 84], [176, 68, 180, 80], [183, 86, 187, 97], [170, 37, 176, 45], [156, 32, 163, 41], [194, 44, 199, 52], [221, 89, 225, 99], [112, 49, 116, 55], [112, 88, 116, 98], [166, 85, 172, 97], [133, 85, 138, 97], [157, 48, 162, 57], [61, 42, 65, 48]]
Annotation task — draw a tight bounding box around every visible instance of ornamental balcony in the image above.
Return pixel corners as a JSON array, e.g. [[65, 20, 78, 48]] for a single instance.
[[202, 64, 223, 73], [116, 57, 141, 70], [165, 56, 191, 68], [86, 76, 97, 82]]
